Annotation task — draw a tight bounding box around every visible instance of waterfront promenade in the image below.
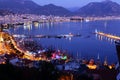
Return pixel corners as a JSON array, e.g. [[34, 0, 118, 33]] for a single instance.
[[0, 14, 120, 26], [0, 31, 39, 60], [0, 14, 70, 25]]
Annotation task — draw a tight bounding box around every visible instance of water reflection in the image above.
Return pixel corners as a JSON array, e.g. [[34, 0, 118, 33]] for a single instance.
[[24, 22, 32, 30], [33, 22, 39, 28], [38, 22, 54, 29], [8, 20, 120, 63], [104, 21, 108, 29]]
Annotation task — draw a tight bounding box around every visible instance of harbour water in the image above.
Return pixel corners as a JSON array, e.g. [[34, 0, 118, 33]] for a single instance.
[[8, 20, 120, 63]]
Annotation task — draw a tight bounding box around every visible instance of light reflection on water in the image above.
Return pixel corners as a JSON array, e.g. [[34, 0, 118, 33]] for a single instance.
[[9, 20, 120, 63]]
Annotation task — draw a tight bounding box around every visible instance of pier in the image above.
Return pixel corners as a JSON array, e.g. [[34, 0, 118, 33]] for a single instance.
[[13, 33, 81, 39], [95, 30, 120, 41]]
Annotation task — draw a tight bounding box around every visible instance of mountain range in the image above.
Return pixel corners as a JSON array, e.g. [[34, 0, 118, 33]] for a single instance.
[[0, 0, 70, 16], [75, 0, 120, 16], [0, 0, 120, 16]]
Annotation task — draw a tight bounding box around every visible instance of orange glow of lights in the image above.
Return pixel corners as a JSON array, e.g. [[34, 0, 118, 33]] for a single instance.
[[87, 65, 97, 69]]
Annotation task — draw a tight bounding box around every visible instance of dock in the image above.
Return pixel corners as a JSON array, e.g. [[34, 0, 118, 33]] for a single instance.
[[95, 30, 120, 41], [13, 33, 81, 39]]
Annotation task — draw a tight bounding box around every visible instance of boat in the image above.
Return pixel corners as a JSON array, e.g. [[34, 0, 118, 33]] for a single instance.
[[85, 19, 90, 22]]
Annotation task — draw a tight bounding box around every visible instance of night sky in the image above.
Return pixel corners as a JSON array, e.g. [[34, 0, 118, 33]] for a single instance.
[[33, 0, 120, 8]]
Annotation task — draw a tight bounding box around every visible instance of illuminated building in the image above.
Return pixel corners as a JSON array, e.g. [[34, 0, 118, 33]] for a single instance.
[[87, 59, 97, 69]]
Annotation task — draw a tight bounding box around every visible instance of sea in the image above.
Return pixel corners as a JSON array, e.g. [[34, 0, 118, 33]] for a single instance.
[[8, 20, 120, 64]]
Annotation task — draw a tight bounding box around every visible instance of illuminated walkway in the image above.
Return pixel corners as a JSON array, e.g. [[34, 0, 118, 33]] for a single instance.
[[95, 31, 120, 41], [0, 31, 35, 60]]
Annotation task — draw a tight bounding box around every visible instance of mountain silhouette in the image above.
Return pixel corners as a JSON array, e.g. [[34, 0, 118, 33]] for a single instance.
[[75, 0, 120, 16], [0, 0, 70, 16]]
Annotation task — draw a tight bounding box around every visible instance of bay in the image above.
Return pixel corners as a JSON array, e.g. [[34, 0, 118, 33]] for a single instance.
[[9, 20, 120, 63]]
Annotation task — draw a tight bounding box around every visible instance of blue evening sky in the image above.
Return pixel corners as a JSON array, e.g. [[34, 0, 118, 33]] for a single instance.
[[33, 0, 120, 8]]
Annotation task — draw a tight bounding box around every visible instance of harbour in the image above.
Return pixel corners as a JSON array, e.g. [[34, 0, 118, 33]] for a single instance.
[[0, 0, 120, 80], [6, 20, 118, 63]]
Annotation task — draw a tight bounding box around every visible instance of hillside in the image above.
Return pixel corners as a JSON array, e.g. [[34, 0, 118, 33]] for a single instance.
[[0, 0, 70, 16], [75, 0, 120, 16]]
